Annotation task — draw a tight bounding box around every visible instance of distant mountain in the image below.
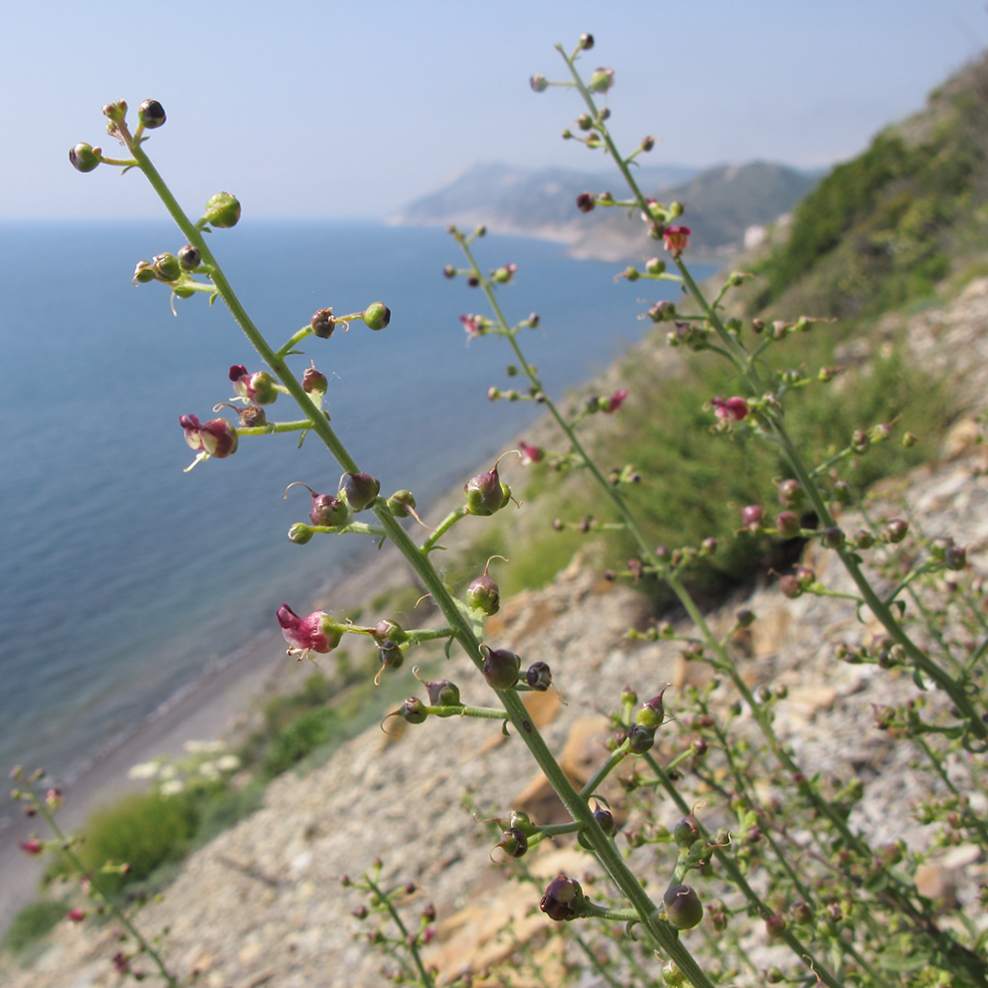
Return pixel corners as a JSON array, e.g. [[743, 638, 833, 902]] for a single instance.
[[388, 161, 820, 260]]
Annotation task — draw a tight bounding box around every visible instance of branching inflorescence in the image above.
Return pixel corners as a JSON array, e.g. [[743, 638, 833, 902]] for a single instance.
[[23, 33, 988, 988]]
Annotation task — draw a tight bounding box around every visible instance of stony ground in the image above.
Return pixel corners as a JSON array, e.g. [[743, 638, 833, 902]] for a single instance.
[[5, 280, 988, 988]]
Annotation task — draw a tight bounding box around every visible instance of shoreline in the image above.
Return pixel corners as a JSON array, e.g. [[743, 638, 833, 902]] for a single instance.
[[0, 539, 414, 934]]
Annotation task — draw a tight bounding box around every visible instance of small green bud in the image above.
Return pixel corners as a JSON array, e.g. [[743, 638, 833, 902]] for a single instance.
[[466, 572, 500, 616], [636, 688, 667, 729], [530, 73, 549, 93], [588, 67, 615, 93], [288, 523, 314, 545], [579, 32, 594, 50], [362, 302, 391, 331], [387, 490, 416, 517], [133, 260, 155, 284], [138, 99, 166, 129], [401, 696, 427, 724], [69, 143, 101, 173], [151, 253, 181, 282], [496, 827, 528, 858], [202, 191, 241, 228], [645, 257, 666, 275]]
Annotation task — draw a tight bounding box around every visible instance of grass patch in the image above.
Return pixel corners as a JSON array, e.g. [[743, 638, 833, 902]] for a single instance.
[[2, 898, 68, 955]]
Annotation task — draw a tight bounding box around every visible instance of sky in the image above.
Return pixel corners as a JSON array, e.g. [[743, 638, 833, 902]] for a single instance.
[[3, 0, 988, 221]]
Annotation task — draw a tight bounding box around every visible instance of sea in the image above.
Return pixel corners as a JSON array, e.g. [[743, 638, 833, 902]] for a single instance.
[[0, 219, 714, 794]]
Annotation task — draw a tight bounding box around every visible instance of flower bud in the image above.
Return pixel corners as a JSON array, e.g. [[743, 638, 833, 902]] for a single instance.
[[579, 32, 594, 49], [823, 526, 845, 548], [482, 646, 521, 690], [626, 724, 655, 754], [202, 191, 241, 228], [778, 575, 802, 599], [884, 519, 908, 544], [946, 544, 967, 570], [765, 914, 787, 939], [648, 300, 676, 322], [401, 696, 427, 724], [425, 679, 460, 707], [777, 479, 805, 508], [362, 302, 391, 330], [641, 135, 655, 152], [790, 901, 813, 925], [577, 113, 593, 131], [69, 143, 100, 172], [133, 259, 156, 283], [464, 463, 510, 516], [138, 99, 166, 129], [386, 490, 416, 517], [497, 827, 528, 858], [853, 529, 875, 549], [593, 802, 615, 835], [302, 364, 328, 395], [20, 839, 43, 856], [711, 396, 749, 423], [339, 471, 381, 511], [378, 640, 404, 671], [663, 884, 703, 929], [311, 308, 335, 338], [539, 875, 585, 921], [311, 493, 349, 527], [288, 523, 314, 545], [526, 661, 552, 691], [673, 814, 700, 849], [576, 191, 595, 213], [176, 244, 201, 270], [775, 511, 801, 538], [466, 573, 500, 615], [198, 418, 238, 458], [636, 688, 667, 729], [740, 504, 764, 531], [530, 73, 549, 93], [152, 253, 181, 282], [588, 67, 615, 93]]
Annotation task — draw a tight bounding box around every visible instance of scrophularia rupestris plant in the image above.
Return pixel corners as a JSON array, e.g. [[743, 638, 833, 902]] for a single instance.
[[50, 33, 988, 988]]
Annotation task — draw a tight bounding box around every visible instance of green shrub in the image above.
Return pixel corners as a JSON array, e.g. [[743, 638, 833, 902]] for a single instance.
[[51, 790, 197, 893], [2, 899, 68, 955], [261, 707, 340, 778]]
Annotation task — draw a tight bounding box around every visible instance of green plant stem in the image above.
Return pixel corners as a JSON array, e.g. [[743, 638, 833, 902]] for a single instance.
[[129, 139, 718, 988], [27, 788, 180, 988], [420, 507, 468, 553], [579, 745, 629, 799], [363, 874, 434, 988]]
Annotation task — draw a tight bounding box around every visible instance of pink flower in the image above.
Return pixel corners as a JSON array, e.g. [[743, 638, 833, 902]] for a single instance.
[[602, 389, 629, 414], [460, 314, 486, 338], [663, 225, 691, 259], [711, 396, 749, 422], [20, 839, 43, 856], [277, 605, 345, 659], [519, 441, 543, 465], [740, 505, 764, 531], [66, 909, 86, 923]]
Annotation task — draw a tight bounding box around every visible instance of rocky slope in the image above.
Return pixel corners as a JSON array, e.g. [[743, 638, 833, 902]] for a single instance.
[[5, 276, 988, 988]]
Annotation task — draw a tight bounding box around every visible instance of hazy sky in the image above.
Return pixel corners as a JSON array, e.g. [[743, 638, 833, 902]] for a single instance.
[[3, 0, 987, 220]]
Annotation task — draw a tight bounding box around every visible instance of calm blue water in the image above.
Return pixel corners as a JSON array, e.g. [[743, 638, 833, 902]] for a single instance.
[[0, 220, 712, 785]]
